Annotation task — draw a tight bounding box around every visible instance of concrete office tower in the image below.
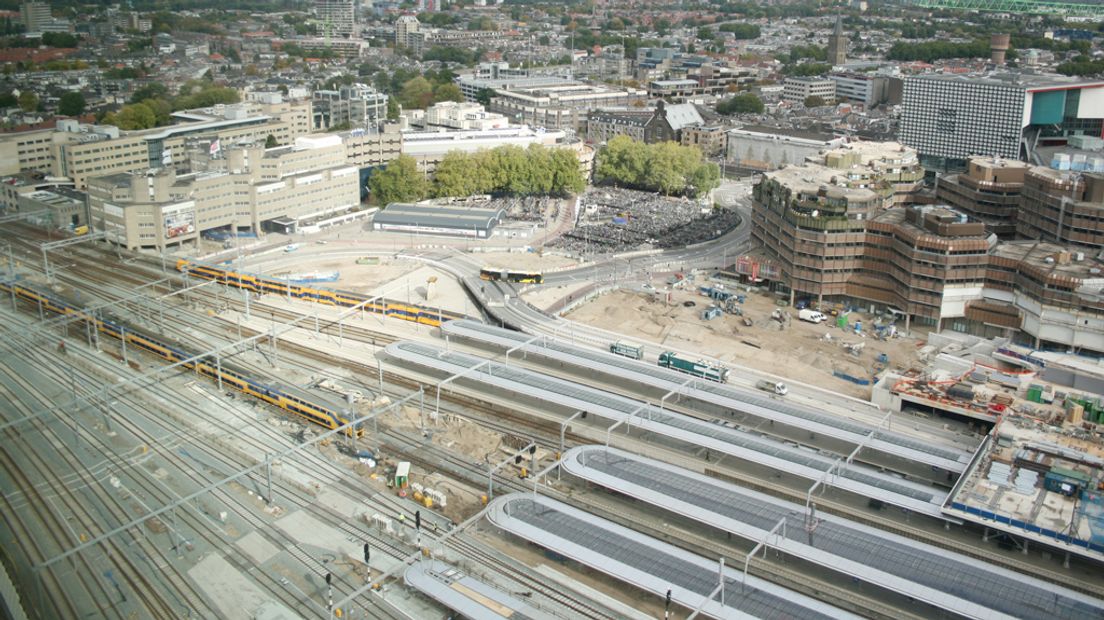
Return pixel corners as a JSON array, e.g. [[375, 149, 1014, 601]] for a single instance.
[[394, 14, 420, 48], [20, 1, 50, 31], [990, 33, 1010, 66], [316, 0, 355, 38], [827, 16, 847, 66]]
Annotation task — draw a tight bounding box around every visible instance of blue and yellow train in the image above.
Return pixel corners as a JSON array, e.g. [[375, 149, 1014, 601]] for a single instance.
[[0, 278, 362, 436], [177, 259, 466, 326]]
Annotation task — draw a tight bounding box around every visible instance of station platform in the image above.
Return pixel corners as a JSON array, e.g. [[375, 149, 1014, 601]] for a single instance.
[[441, 319, 970, 472], [562, 445, 1104, 620], [486, 494, 860, 620], [385, 341, 951, 518], [403, 559, 558, 620]]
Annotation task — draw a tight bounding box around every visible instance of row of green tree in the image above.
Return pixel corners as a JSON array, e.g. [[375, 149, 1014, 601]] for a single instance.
[[101, 80, 240, 130], [369, 145, 585, 205], [0, 32, 77, 48], [1056, 58, 1104, 77], [886, 39, 1016, 63], [596, 136, 720, 198], [717, 23, 761, 39]]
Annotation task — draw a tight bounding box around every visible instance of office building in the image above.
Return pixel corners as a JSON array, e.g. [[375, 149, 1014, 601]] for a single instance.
[[0, 95, 313, 189], [898, 73, 1104, 172], [751, 146, 1104, 351], [829, 73, 888, 107], [1017, 168, 1104, 251], [727, 125, 846, 171], [89, 136, 359, 250], [316, 0, 355, 38], [936, 157, 1028, 238], [422, 101, 508, 131], [401, 125, 566, 174], [20, 1, 69, 33], [457, 73, 645, 131], [394, 15, 420, 48], [680, 126, 727, 158], [782, 77, 836, 105], [313, 84, 388, 131]]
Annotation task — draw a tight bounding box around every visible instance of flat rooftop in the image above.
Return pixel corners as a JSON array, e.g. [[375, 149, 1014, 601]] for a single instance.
[[991, 241, 1104, 280], [946, 418, 1104, 561], [909, 71, 1104, 92], [766, 164, 880, 201], [731, 124, 838, 142]]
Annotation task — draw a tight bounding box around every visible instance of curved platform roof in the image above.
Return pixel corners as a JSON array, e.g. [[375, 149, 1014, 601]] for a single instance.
[[562, 445, 1104, 620], [486, 494, 861, 620]]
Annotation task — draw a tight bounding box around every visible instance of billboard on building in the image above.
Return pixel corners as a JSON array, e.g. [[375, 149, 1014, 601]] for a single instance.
[[163, 201, 196, 239]]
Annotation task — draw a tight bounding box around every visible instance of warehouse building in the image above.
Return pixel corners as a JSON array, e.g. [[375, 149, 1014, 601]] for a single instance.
[[371, 203, 505, 238]]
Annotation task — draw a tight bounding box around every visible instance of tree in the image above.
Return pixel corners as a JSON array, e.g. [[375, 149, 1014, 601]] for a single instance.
[[716, 93, 763, 115], [718, 23, 760, 39], [140, 98, 172, 126], [549, 147, 585, 195], [265, 134, 278, 148], [17, 91, 38, 113], [433, 151, 485, 197], [597, 135, 648, 188], [58, 91, 86, 116], [110, 102, 157, 130], [369, 155, 427, 205], [432, 83, 464, 104], [0, 92, 16, 108], [596, 136, 712, 196], [474, 88, 495, 106], [399, 76, 433, 109], [803, 95, 827, 108], [130, 83, 169, 105], [687, 162, 721, 198], [386, 97, 400, 121]]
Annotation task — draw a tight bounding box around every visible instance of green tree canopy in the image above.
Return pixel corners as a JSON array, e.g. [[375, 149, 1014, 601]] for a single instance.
[[432, 82, 464, 104], [716, 93, 763, 115], [130, 83, 169, 105], [386, 97, 400, 121], [17, 91, 38, 112], [399, 76, 434, 109], [596, 135, 718, 197], [803, 95, 827, 108], [430, 145, 584, 198], [369, 155, 428, 205], [57, 91, 86, 116], [718, 23, 760, 39], [107, 102, 158, 130], [265, 134, 278, 148], [474, 88, 494, 106]]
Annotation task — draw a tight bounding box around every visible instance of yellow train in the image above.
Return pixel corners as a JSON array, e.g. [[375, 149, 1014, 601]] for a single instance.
[[0, 279, 361, 436], [177, 259, 466, 326]]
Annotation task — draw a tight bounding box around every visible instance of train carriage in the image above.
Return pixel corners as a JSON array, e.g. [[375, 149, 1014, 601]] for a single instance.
[[2, 279, 362, 437], [177, 259, 463, 327]]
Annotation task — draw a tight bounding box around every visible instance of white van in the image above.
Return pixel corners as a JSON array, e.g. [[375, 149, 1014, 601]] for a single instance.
[[798, 309, 827, 323]]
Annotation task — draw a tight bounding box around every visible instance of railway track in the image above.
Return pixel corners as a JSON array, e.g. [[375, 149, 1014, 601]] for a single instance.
[[0, 340, 200, 618]]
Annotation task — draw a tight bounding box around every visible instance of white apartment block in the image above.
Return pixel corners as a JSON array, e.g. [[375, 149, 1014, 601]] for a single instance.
[[315, 0, 355, 37], [782, 77, 836, 105]]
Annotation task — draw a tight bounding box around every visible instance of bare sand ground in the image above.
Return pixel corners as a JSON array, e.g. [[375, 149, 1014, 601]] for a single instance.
[[564, 284, 926, 399]]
